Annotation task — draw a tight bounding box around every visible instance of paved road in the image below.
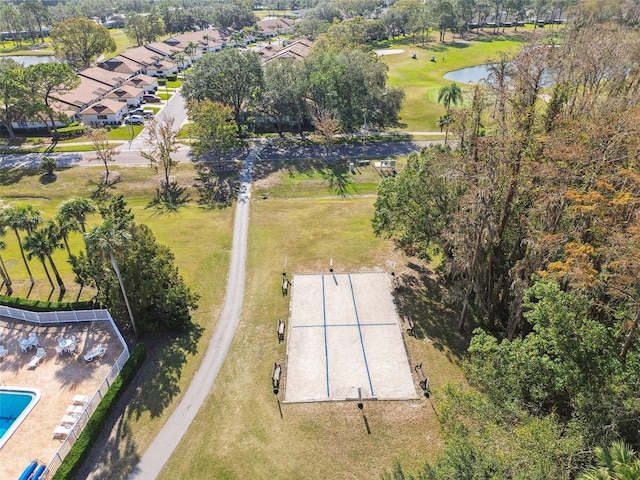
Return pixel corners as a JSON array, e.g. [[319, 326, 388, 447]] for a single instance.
[[121, 89, 188, 153], [0, 140, 435, 169], [126, 143, 261, 480]]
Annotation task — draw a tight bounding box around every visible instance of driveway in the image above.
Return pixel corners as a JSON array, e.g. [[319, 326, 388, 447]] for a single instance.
[[122, 89, 189, 153]]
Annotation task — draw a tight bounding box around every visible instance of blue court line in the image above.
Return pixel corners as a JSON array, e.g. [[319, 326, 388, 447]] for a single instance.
[[348, 274, 374, 396], [292, 323, 397, 328], [322, 275, 330, 397]]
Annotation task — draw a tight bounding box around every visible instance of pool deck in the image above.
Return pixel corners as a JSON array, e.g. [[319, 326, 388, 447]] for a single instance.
[[0, 317, 124, 479]]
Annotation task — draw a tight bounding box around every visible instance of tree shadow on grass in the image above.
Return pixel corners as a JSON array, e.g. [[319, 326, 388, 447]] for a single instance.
[[126, 322, 204, 421], [0, 167, 40, 186], [89, 175, 122, 202], [193, 163, 240, 208], [393, 262, 469, 360], [39, 172, 57, 184], [145, 182, 190, 213], [320, 164, 356, 197]]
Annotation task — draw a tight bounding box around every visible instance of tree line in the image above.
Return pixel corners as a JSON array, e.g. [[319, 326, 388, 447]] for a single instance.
[[181, 45, 404, 139], [6, 0, 640, 56], [374, 10, 640, 479], [0, 59, 79, 139]]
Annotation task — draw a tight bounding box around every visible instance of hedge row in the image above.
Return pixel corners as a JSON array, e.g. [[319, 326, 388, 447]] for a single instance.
[[56, 124, 89, 139], [51, 342, 147, 480], [0, 295, 94, 311]]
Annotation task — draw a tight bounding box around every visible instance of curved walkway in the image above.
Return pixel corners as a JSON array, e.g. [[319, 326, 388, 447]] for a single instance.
[[126, 143, 261, 480]]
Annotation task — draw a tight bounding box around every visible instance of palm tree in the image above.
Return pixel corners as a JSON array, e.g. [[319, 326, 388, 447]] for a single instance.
[[578, 441, 640, 480], [55, 213, 77, 257], [230, 31, 245, 48], [43, 220, 66, 291], [438, 113, 454, 145], [2, 205, 42, 287], [184, 41, 198, 63], [0, 232, 12, 295], [23, 227, 57, 291], [172, 51, 187, 76], [86, 220, 139, 338], [437, 82, 463, 113], [58, 197, 96, 235]]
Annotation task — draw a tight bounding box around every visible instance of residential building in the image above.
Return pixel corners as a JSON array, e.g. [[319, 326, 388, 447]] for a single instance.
[[78, 99, 128, 126]]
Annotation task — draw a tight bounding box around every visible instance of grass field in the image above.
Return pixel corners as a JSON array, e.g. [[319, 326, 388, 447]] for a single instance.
[[152, 162, 467, 480], [0, 153, 467, 478], [0, 24, 512, 477], [0, 28, 132, 58], [379, 29, 534, 131]]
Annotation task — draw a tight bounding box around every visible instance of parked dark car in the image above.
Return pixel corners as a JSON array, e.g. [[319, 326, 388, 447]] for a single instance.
[[142, 94, 161, 103]]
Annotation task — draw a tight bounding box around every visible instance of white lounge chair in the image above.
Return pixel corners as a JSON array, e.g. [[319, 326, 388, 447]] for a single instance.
[[29, 332, 40, 347], [0, 345, 7, 358], [59, 415, 77, 426], [72, 394, 89, 405], [53, 424, 74, 440], [66, 405, 85, 416], [18, 336, 31, 353], [83, 344, 106, 362], [27, 348, 46, 369]]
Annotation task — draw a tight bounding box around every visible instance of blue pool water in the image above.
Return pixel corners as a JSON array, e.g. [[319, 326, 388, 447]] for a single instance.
[[0, 389, 39, 450]]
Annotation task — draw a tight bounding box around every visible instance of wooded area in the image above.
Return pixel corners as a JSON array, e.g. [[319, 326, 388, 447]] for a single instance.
[[375, 8, 640, 479]]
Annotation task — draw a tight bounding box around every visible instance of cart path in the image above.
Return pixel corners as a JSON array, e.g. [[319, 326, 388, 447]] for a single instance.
[[126, 143, 261, 480]]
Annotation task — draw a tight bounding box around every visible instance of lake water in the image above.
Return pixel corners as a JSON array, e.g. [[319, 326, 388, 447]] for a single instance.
[[444, 63, 554, 87], [3, 55, 55, 66], [443, 64, 493, 83]]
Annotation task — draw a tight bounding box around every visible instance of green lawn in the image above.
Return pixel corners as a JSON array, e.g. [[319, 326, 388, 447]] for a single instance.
[[0, 154, 467, 479], [157, 161, 467, 480], [0, 37, 55, 56], [167, 79, 183, 88], [56, 125, 143, 143], [379, 30, 530, 131], [0, 28, 131, 57], [110, 28, 134, 56]]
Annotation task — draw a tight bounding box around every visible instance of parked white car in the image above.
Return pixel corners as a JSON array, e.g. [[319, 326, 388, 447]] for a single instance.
[[123, 115, 144, 125]]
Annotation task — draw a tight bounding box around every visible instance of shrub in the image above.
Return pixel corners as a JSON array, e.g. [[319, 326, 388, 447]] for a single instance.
[[51, 343, 147, 480], [56, 124, 88, 139], [41, 155, 56, 175], [0, 296, 94, 311]]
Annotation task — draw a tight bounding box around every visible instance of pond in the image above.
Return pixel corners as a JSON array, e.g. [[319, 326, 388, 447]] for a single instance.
[[443, 64, 493, 84], [2, 55, 55, 66]]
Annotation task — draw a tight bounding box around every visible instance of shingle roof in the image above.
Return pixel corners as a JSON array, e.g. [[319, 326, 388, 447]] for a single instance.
[[257, 18, 296, 34], [120, 46, 164, 66], [55, 76, 113, 109], [98, 55, 144, 74], [79, 67, 129, 87], [79, 99, 128, 115], [125, 73, 157, 88], [105, 85, 143, 100], [145, 41, 181, 57], [263, 39, 313, 64]]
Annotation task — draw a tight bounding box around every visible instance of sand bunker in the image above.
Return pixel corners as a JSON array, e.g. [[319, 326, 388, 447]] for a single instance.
[[375, 49, 405, 56]]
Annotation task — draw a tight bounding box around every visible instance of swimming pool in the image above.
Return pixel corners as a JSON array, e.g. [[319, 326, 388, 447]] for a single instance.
[[0, 387, 40, 450]]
